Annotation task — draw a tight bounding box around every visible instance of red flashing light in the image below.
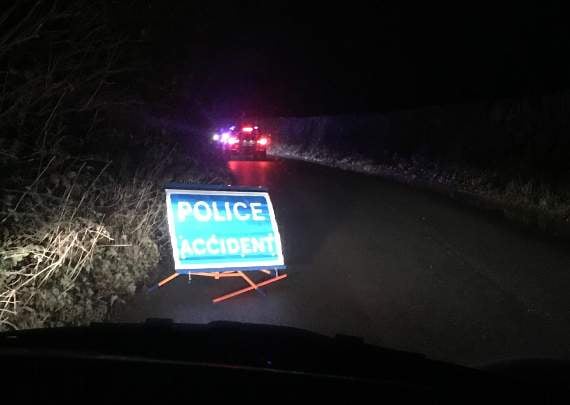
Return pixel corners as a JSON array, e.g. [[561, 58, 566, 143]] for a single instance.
[[257, 137, 268, 145], [242, 127, 254, 132]]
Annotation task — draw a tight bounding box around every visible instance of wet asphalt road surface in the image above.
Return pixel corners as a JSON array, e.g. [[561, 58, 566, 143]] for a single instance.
[[115, 158, 570, 366]]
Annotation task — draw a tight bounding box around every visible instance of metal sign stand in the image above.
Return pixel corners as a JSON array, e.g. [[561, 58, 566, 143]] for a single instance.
[[149, 269, 287, 303]]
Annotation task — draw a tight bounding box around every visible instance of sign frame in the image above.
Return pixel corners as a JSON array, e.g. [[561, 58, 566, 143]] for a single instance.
[[165, 183, 286, 273]]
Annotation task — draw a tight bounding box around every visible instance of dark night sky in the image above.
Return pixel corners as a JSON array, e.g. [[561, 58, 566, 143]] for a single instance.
[[114, 1, 570, 117]]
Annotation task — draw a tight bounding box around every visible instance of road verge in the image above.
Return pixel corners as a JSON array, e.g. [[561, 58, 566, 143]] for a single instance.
[[271, 144, 570, 239]]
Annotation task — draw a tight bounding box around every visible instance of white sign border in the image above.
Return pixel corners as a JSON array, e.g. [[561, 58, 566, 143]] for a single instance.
[[165, 188, 285, 271]]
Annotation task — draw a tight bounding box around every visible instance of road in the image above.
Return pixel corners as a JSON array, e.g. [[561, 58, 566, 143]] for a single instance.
[[115, 158, 570, 366]]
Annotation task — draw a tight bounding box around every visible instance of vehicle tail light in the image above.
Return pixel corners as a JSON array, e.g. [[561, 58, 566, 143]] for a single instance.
[[257, 137, 268, 145]]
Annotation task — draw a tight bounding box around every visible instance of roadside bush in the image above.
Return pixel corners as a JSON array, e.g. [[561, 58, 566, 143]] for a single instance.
[[0, 2, 228, 330], [270, 143, 570, 232], [264, 95, 570, 232]]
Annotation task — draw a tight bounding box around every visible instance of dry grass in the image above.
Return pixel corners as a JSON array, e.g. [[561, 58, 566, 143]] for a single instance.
[[0, 219, 112, 329], [0, 143, 219, 330], [1, 156, 153, 330]]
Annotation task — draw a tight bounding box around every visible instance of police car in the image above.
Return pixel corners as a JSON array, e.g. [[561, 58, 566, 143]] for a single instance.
[[212, 125, 270, 160]]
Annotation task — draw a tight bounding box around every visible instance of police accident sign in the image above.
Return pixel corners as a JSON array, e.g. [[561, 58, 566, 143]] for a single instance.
[[165, 187, 285, 272]]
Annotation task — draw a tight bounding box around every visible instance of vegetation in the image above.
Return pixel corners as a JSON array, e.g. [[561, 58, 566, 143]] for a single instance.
[[267, 97, 570, 235], [0, 2, 227, 330]]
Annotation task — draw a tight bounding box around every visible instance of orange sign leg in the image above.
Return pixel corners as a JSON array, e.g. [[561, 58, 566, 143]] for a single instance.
[[213, 273, 288, 303], [158, 273, 179, 287], [151, 270, 287, 303]]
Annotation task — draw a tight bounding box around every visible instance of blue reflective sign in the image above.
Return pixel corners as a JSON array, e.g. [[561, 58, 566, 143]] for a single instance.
[[165, 187, 285, 272]]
